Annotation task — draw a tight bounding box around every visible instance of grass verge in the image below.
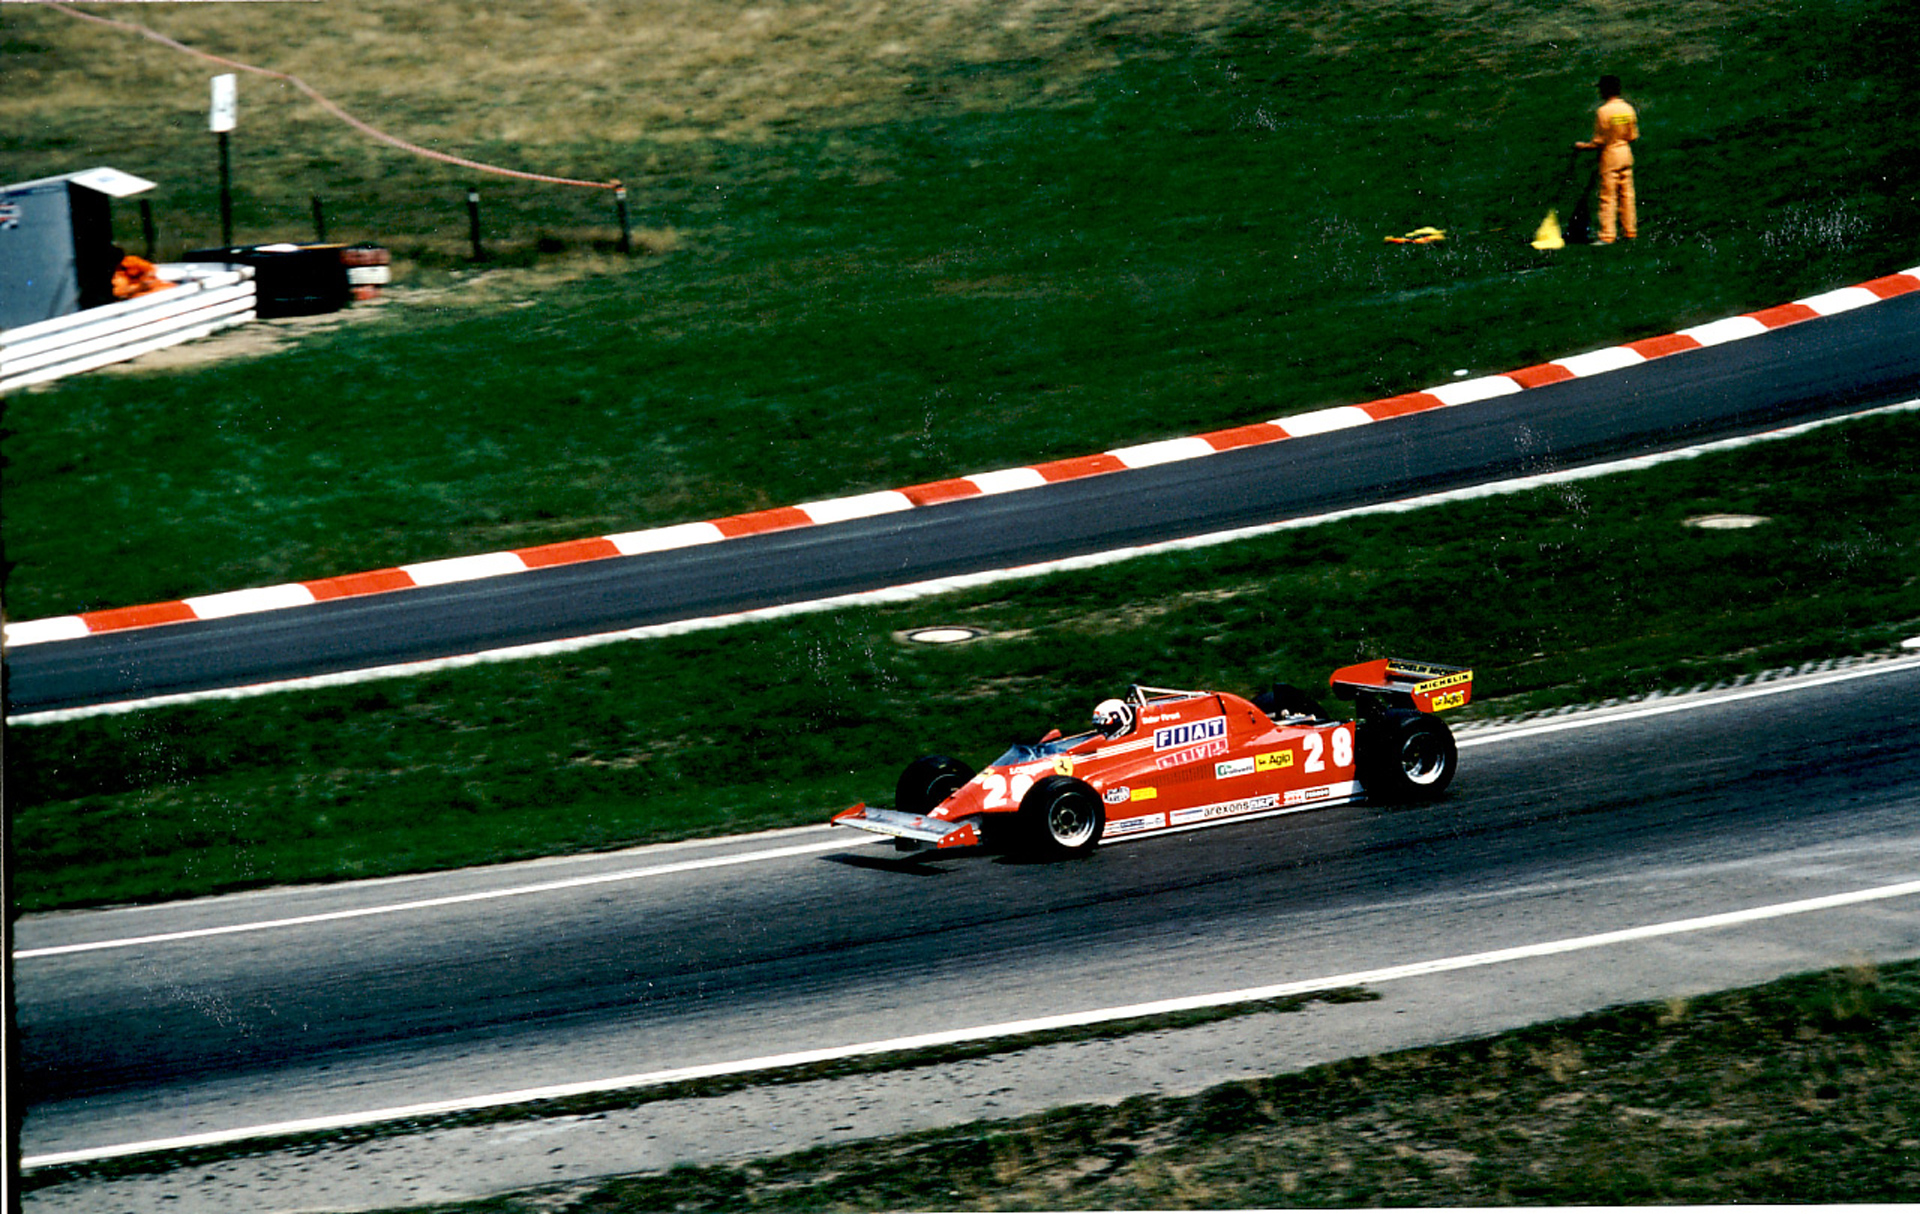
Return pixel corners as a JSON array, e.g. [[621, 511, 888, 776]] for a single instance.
[[3, 0, 1917, 618], [10, 407, 1920, 913], [382, 958, 1920, 1210]]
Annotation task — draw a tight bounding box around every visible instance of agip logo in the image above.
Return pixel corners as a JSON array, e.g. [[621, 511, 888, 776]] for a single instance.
[[1153, 716, 1226, 751]]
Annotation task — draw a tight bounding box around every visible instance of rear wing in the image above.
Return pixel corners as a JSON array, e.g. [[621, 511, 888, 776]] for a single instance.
[[1328, 658, 1473, 714]]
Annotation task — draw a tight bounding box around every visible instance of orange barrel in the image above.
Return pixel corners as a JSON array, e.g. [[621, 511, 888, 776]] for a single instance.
[[340, 243, 391, 301]]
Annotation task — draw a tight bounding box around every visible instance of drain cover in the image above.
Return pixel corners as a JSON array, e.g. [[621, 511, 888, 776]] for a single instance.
[[902, 626, 987, 644], [1684, 514, 1769, 530]]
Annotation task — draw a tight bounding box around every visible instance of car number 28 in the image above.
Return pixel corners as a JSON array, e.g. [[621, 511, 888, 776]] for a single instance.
[[977, 768, 1040, 809], [1302, 727, 1354, 773]]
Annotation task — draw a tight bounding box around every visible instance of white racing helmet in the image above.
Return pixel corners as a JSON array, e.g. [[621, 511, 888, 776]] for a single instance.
[[1092, 697, 1134, 739]]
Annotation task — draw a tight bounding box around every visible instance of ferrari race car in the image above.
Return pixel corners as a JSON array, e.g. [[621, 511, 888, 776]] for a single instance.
[[831, 658, 1472, 858]]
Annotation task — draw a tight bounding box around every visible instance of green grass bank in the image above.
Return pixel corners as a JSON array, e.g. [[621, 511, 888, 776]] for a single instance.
[[4, 0, 1916, 619], [384, 959, 1920, 1210], [11, 407, 1919, 912]]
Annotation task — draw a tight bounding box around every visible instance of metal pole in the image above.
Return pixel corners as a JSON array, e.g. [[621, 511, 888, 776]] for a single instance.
[[140, 199, 157, 261], [614, 182, 631, 255], [466, 186, 484, 261], [218, 130, 233, 247], [311, 195, 327, 243]]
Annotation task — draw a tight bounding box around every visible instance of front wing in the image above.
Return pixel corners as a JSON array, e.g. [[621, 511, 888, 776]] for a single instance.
[[831, 804, 982, 850]]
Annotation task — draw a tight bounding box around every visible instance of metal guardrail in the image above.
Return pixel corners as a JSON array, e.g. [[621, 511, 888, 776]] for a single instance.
[[0, 263, 256, 393]]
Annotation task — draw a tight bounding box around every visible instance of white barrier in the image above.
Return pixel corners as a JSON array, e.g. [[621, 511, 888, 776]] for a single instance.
[[0, 263, 256, 392]]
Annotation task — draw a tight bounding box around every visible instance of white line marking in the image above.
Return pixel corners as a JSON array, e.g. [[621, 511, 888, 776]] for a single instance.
[[25, 877, 1920, 1170], [1457, 654, 1920, 748], [1110, 436, 1219, 469], [1556, 346, 1645, 377], [13, 837, 863, 960], [1799, 286, 1880, 316], [1, 616, 90, 646], [966, 466, 1049, 495], [799, 490, 915, 526], [1274, 405, 1372, 437], [1678, 315, 1769, 346], [605, 521, 726, 556], [11, 398, 1918, 727], [184, 583, 317, 620], [1426, 375, 1521, 406], [400, 551, 529, 586]]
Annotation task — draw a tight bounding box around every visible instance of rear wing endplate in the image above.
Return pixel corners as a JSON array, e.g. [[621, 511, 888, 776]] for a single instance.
[[1328, 658, 1473, 714]]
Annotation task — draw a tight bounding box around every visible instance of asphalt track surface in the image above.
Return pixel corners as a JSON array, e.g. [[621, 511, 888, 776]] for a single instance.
[[16, 658, 1920, 1169], [10, 290, 1920, 717]]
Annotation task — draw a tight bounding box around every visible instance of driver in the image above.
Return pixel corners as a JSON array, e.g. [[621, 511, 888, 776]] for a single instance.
[[1091, 697, 1134, 739]]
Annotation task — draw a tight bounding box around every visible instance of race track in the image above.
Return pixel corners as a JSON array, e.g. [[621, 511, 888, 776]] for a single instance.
[[18, 656, 1920, 1170], [9, 288, 1920, 717]]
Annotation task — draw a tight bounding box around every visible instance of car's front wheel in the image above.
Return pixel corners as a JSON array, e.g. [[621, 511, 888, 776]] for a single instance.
[[1359, 711, 1457, 802], [1018, 775, 1105, 858], [894, 754, 975, 815]]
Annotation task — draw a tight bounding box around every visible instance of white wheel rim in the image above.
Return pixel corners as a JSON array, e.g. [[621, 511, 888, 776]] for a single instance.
[[1401, 733, 1447, 785], [1049, 795, 1097, 846]]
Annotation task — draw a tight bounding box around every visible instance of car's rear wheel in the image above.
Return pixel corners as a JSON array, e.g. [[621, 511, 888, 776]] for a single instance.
[[894, 754, 975, 814], [1359, 711, 1457, 802], [1018, 775, 1105, 858]]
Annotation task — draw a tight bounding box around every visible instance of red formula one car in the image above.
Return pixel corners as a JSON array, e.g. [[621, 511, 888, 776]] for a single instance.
[[832, 658, 1472, 858]]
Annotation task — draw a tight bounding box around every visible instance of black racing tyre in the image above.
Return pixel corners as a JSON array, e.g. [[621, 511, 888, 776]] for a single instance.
[[894, 754, 975, 814], [1017, 775, 1105, 858], [1358, 711, 1457, 802]]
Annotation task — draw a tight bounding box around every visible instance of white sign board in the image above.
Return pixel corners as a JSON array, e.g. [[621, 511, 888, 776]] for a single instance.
[[68, 167, 158, 198], [210, 73, 237, 133]]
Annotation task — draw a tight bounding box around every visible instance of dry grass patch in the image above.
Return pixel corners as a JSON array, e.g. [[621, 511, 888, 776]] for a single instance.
[[11, 0, 1266, 153]]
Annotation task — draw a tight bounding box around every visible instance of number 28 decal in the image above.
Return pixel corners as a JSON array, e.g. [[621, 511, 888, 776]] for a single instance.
[[977, 769, 1037, 809], [978, 757, 1075, 808], [1301, 727, 1354, 773]]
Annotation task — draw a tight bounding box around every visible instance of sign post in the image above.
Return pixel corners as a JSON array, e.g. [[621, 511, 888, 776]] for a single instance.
[[466, 186, 484, 261], [210, 73, 237, 247]]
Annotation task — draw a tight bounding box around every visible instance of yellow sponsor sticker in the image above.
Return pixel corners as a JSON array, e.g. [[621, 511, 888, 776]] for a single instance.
[[1430, 689, 1468, 712], [1411, 670, 1473, 695], [1131, 787, 1159, 801], [1255, 751, 1295, 772], [1054, 757, 1074, 776]]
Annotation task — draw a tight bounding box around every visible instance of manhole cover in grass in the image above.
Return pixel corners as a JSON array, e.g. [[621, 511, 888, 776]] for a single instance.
[[1684, 514, 1770, 530], [901, 626, 987, 645]]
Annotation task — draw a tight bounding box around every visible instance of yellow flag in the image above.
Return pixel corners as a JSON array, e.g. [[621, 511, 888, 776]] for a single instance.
[[1531, 209, 1565, 250]]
